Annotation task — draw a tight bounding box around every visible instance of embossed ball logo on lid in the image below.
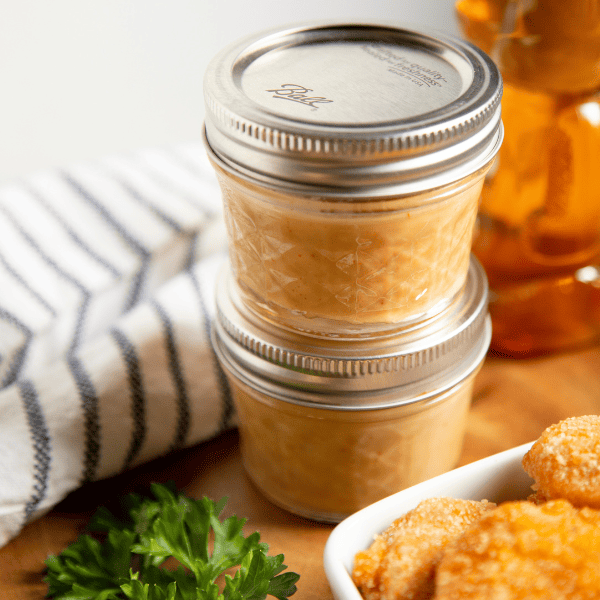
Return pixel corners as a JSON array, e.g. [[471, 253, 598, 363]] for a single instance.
[[266, 84, 334, 109], [203, 22, 503, 193]]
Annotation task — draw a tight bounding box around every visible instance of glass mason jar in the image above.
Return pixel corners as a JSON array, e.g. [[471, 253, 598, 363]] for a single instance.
[[203, 22, 503, 337], [456, 0, 600, 356], [211, 257, 491, 522]]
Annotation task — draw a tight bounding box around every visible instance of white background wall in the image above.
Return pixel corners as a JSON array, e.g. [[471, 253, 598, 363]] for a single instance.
[[0, 1, 459, 185]]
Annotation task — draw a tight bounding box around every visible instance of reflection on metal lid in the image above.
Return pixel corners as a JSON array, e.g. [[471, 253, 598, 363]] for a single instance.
[[212, 256, 491, 407], [203, 21, 503, 196]]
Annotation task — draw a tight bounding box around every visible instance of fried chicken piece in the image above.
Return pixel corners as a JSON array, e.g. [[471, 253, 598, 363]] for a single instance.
[[352, 497, 495, 600], [522, 415, 600, 508], [526, 490, 548, 505], [433, 499, 600, 600]]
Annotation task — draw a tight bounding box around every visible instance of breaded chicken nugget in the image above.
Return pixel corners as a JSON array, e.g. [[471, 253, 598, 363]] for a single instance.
[[352, 497, 494, 600], [522, 415, 600, 508], [433, 499, 600, 600]]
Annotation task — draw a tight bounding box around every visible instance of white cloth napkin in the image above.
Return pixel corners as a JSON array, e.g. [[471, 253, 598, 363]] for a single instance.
[[0, 142, 233, 547]]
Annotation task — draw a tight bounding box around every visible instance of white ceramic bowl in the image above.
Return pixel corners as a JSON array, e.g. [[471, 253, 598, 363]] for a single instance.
[[323, 442, 535, 600]]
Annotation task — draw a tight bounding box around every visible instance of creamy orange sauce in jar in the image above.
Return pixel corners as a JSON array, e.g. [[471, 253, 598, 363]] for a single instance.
[[212, 258, 491, 522], [204, 22, 503, 337], [213, 163, 489, 335], [230, 373, 479, 521]]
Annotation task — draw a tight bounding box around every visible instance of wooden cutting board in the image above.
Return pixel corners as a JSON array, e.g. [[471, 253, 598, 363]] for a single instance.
[[1, 346, 599, 600]]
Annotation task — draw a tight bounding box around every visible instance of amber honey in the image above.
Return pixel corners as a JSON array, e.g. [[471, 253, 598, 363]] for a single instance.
[[456, 0, 600, 95], [457, 0, 600, 356]]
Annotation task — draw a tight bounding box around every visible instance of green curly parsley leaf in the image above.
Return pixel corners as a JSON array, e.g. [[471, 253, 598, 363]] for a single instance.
[[44, 484, 300, 600]]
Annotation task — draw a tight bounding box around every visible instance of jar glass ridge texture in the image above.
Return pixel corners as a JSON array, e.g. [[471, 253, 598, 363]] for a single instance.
[[211, 258, 491, 521], [203, 21, 503, 337], [230, 374, 478, 522], [213, 162, 490, 337]]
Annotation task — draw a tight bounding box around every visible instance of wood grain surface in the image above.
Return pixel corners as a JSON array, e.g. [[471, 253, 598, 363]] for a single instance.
[[1, 345, 599, 600]]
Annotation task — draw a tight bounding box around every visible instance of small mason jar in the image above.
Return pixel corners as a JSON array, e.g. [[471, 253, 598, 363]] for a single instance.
[[204, 22, 502, 337], [212, 256, 491, 522]]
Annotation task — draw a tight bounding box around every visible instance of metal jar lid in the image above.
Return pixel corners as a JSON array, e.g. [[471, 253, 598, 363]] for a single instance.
[[203, 21, 503, 197], [212, 256, 492, 409]]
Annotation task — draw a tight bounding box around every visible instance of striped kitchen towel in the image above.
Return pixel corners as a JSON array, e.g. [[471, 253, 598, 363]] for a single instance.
[[0, 142, 233, 547]]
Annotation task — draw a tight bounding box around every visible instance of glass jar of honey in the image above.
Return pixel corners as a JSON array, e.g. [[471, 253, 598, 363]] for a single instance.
[[456, 0, 600, 356], [203, 22, 502, 337], [211, 257, 491, 522]]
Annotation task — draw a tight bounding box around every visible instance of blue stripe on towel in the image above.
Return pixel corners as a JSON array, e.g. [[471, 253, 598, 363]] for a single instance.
[[113, 175, 184, 233], [68, 356, 101, 483], [152, 299, 190, 452], [0, 308, 32, 389], [19, 379, 51, 522], [0, 250, 57, 318], [188, 267, 233, 433], [24, 184, 122, 279], [111, 327, 146, 471], [62, 172, 151, 312]]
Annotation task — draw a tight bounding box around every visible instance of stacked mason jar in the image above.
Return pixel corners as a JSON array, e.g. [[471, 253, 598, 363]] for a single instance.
[[203, 22, 503, 522]]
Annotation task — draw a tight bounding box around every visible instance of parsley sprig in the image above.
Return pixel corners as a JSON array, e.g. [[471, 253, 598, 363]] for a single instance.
[[45, 483, 300, 600]]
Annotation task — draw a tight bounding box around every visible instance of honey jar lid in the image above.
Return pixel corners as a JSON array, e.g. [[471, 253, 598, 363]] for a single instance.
[[203, 21, 503, 197], [212, 256, 491, 409]]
